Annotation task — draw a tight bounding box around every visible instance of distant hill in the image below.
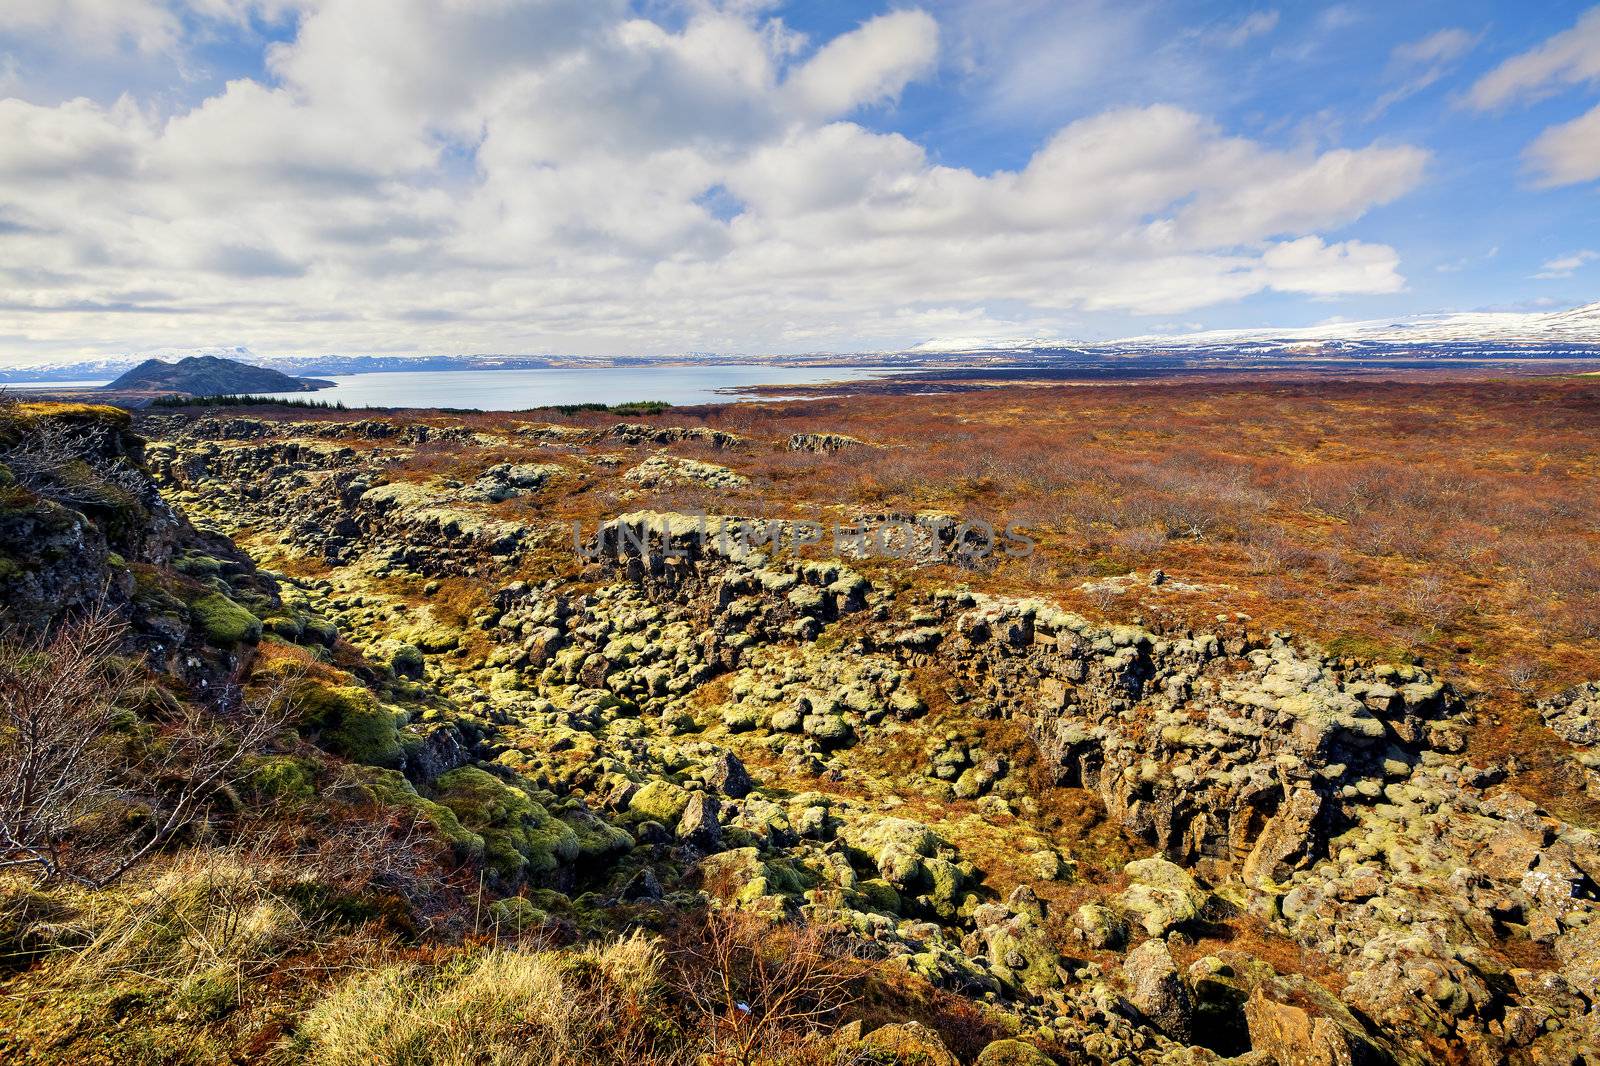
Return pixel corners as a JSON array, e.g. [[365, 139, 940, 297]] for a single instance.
[[103, 356, 333, 396]]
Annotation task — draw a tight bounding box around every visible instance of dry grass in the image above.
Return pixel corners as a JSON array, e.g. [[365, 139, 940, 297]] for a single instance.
[[295, 935, 675, 1066]]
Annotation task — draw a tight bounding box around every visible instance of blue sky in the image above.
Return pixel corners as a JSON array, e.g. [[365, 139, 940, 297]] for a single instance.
[[0, 1, 1598, 360]]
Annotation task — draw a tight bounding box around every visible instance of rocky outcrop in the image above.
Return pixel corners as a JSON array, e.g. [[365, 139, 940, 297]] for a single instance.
[[623, 453, 748, 490], [788, 431, 868, 453], [1541, 681, 1600, 747], [142, 414, 486, 446], [607, 422, 743, 449]]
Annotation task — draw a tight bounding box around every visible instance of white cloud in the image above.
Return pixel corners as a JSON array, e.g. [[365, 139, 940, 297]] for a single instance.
[[1466, 9, 1600, 187], [1469, 8, 1600, 110], [1368, 27, 1478, 121], [1525, 103, 1600, 187], [784, 10, 938, 118], [1216, 11, 1279, 49], [0, 0, 1430, 360], [1393, 27, 1476, 67], [1533, 249, 1599, 279], [0, 0, 181, 56]]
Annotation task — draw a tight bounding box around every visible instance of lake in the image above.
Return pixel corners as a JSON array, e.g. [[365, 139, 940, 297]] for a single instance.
[[2, 364, 907, 409], [245, 364, 905, 410]]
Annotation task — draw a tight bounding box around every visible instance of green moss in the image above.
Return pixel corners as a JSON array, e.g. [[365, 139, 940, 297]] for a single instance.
[[243, 754, 320, 801], [262, 615, 304, 639], [627, 780, 690, 827], [133, 567, 188, 615], [334, 765, 484, 860], [299, 683, 404, 768], [975, 1039, 1056, 1066], [559, 806, 634, 862], [857, 878, 902, 914], [1325, 633, 1409, 664], [174, 552, 224, 577], [389, 642, 425, 678], [406, 623, 460, 654], [300, 617, 339, 646], [435, 767, 579, 882], [487, 897, 548, 933], [1084, 554, 1132, 578], [189, 591, 261, 646]]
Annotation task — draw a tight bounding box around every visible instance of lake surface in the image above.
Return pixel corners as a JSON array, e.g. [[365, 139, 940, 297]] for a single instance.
[[235, 364, 904, 410]]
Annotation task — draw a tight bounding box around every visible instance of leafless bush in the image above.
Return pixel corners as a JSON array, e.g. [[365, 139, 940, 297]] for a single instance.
[[1401, 574, 1465, 631], [0, 409, 148, 511], [1501, 656, 1547, 697], [670, 906, 863, 1066], [0, 609, 292, 887], [1111, 526, 1166, 559]]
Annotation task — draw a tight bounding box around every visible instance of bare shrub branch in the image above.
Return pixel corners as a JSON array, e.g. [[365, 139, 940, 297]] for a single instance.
[[0, 609, 293, 886]]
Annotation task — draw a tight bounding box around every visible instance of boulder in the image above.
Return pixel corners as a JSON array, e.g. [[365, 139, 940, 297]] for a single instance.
[[707, 751, 754, 798], [1241, 788, 1324, 886], [676, 792, 723, 850], [1117, 856, 1210, 937], [855, 1022, 960, 1066], [1123, 939, 1193, 1042], [1244, 988, 1380, 1066], [975, 1039, 1057, 1066], [629, 780, 691, 828]]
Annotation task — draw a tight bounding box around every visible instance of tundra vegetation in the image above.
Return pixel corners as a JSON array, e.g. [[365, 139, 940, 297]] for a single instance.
[[0, 376, 1598, 1065]]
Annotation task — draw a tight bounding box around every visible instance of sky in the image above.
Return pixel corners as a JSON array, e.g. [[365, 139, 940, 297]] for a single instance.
[[1, 0, 1599, 363]]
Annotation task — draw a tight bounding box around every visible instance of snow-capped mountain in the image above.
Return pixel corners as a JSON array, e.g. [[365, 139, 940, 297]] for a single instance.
[[1111, 301, 1600, 349]]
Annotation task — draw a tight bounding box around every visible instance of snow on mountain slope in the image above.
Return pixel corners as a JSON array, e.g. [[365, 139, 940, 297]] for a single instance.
[[1112, 301, 1600, 349]]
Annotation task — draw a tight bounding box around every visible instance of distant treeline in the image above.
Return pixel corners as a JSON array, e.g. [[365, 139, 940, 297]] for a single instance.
[[147, 395, 673, 415], [151, 394, 349, 410], [548, 400, 672, 415]]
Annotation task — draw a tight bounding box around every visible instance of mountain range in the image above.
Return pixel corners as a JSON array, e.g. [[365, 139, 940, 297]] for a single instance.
[[3, 301, 1598, 383]]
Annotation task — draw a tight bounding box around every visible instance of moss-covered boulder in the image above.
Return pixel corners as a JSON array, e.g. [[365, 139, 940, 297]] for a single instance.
[[487, 896, 548, 933], [699, 847, 816, 907], [979, 912, 1064, 997], [436, 767, 579, 882], [855, 1022, 960, 1066], [975, 1039, 1057, 1066], [189, 591, 262, 646], [559, 805, 634, 862], [243, 754, 320, 801], [332, 765, 484, 861], [299, 683, 404, 769], [388, 642, 425, 678], [1117, 855, 1211, 937], [628, 780, 691, 828]]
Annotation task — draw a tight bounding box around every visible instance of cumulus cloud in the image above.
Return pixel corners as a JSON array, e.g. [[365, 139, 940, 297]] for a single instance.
[[784, 10, 938, 117], [0, 0, 1429, 359]]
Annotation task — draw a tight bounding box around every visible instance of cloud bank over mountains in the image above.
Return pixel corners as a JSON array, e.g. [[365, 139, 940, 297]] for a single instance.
[[0, 1, 1576, 359]]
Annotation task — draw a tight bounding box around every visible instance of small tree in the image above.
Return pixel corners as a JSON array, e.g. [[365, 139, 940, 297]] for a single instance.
[[0, 608, 290, 886]]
